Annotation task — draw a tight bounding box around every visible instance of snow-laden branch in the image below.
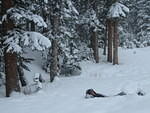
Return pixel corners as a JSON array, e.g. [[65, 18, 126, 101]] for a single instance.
[[79, 9, 100, 26], [79, 9, 104, 31], [107, 2, 129, 19], [6, 7, 47, 27], [23, 32, 51, 51], [62, 0, 79, 19], [4, 30, 51, 53]]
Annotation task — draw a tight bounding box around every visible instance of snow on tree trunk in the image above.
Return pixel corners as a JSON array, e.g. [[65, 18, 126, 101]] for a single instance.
[[107, 19, 113, 63], [2, 0, 20, 97], [113, 20, 119, 65], [50, 39, 58, 82]]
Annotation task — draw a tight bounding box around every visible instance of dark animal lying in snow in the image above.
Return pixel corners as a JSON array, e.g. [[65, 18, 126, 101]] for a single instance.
[[85, 89, 145, 98]]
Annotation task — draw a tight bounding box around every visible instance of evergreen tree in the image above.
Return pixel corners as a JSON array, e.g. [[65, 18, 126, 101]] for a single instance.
[[79, 8, 101, 63], [43, 0, 91, 76], [120, 0, 150, 48], [1, 0, 51, 97], [107, 1, 129, 64], [136, 0, 150, 47]]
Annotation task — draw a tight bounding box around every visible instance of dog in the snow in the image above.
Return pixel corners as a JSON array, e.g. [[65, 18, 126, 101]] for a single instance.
[[85, 89, 145, 98]]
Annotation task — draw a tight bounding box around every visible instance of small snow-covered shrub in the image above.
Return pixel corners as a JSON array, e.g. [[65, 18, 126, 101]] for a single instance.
[[23, 73, 44, 95], [60, 64, 81, 76]]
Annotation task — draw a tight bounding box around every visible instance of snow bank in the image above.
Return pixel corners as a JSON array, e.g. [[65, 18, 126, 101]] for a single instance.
[[0, 47, 150, 113]]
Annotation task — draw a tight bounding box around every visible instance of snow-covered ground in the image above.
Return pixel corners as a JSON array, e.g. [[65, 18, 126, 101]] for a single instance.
[[0, 47, 150, 113]]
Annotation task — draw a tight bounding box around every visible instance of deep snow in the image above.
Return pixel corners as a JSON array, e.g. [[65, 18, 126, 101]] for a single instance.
[[0, 47, 150, 113]]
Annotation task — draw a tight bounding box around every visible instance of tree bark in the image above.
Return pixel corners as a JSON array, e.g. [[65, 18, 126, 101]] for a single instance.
[[50, 39, 58, 82], [49, 15, 59, 82], [113, 20, 119, 65], [90, 27, 99, 63], [5, 53, 20, 97], [2, 0, 20, 97], [107, 19, 113, 62], [103, 20, 108, 55], [49, 1, 61, 82]]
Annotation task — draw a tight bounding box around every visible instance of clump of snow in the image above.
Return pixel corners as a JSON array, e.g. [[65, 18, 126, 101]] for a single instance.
[[107, 2, 129, 18], [53, 76, 60, 82], [44, 0, 48, 3], [2, 14, 7, 22]]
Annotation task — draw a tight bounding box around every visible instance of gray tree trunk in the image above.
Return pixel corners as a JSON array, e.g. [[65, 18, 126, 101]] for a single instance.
[[113, 20, 119, 65], [50, 12, 60, 82], [103, 20, 108, 55], [50, 39, 58, 82], [90, 27, 99, 63], [107, 19, 113, 62]]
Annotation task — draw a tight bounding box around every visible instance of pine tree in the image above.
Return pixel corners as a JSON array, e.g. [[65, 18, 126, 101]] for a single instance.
[[1, 0, 51, 96], [136, 0, 150, 47], [78, 3, 101, 63], [107, 1, 129, 65], [119, 0, 150, 48], [47, 0, 62, 82], [1, 0, 20, 97], [43, 0, 86, 76]]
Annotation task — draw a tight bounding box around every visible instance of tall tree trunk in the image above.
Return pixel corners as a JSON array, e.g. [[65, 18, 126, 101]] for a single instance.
[[2, 0, 20, 97], [5, 53, 20, 97], [50, 13, 60, 82], [90, 28, 99, 63], [103, 20, 108, 55], [50, 39, 58, 82], [113, 20, 119, 65], [107, 19, 113, 62]]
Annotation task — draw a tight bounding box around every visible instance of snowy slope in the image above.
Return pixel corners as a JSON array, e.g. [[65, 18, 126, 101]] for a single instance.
[[0, 47, 150, 113]]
